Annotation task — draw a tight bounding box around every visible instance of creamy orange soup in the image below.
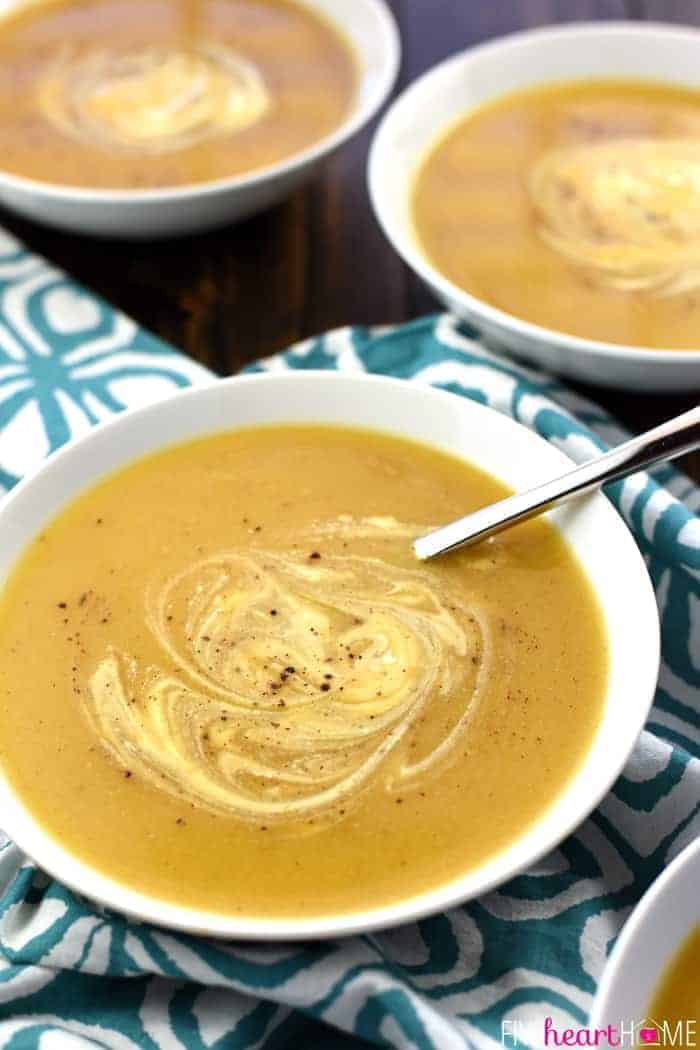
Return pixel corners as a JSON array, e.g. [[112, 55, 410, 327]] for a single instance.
[[646, 924, 700, 1038], [0, 0, 356, 188], [413, 80, 700, 350], [0, 426, 608, 917]]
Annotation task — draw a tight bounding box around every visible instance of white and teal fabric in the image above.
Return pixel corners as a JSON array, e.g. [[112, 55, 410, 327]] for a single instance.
[[0, 230, 698, 1050]]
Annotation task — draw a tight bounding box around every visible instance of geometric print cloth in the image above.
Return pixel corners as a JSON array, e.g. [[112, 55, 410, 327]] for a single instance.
[[0, 227, 697, 1049]]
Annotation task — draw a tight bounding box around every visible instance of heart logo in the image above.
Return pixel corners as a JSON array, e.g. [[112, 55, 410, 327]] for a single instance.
[[640, 1029, 658, 1044]]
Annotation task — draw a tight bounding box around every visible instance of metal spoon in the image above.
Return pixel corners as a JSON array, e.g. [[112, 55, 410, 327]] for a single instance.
[[413, 405, 700, 561]]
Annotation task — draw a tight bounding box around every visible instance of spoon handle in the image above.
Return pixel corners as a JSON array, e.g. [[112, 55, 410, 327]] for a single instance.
[[414, 405, 700, 560]]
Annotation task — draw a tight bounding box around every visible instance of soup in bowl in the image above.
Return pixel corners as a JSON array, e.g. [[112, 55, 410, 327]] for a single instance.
[[0, 0, 399, 236], [590, 837, 700, 1038], [368, 23, 700, 391], [0, 372, 659, 938]]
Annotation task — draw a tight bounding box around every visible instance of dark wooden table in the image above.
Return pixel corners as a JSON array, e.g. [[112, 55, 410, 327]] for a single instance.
[[2, 0, 699, 481]]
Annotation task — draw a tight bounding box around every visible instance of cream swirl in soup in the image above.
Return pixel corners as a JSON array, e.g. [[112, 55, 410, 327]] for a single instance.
[[38, 45, 270, 153], [530, 138, 700, 296], [86, 518, 491, 827]]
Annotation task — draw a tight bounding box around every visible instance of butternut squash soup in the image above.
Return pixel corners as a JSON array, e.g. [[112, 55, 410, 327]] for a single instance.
[[0, 426, 607, 917], [646, 925, 700, 1036], [0, 0, 356, 188], [413, 80, 700, 350]]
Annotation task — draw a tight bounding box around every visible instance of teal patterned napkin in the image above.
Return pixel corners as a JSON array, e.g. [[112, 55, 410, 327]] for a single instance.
[[0, 230, 698, 1050]]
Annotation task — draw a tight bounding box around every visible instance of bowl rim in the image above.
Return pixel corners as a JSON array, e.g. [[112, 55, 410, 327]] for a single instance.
[[0, 370, 661, 939], [0, 0, 400, 203], [589, 836, 700, 1028], [367, 19, 700, 364]]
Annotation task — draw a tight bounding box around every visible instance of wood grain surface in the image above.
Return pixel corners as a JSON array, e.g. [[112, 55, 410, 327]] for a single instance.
[[2, 0, 699, 479]]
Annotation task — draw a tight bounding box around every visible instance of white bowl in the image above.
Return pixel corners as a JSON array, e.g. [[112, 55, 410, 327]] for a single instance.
[[0, 372, 660, 938], [368, 22, 700, 392], [0, 0, 399, 238], [590, 837, 700, 1032]]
